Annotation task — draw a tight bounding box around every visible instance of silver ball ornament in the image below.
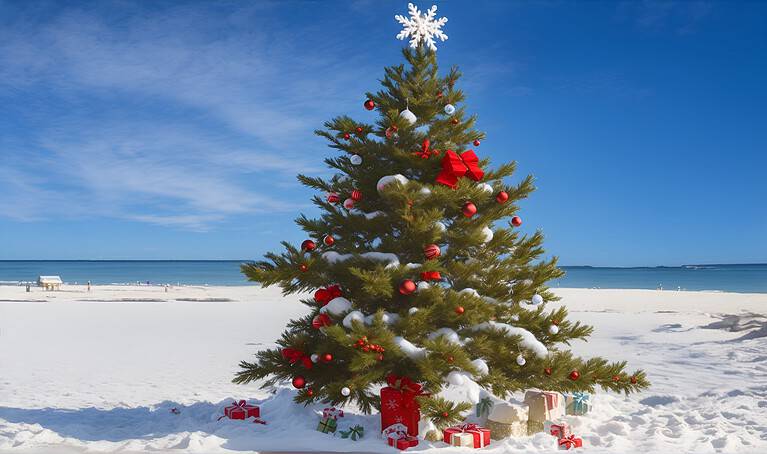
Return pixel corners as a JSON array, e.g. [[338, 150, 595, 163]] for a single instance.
[[444, 104, 456, 115], [310, 354, 319, 363], [350, 154, 362, 165], [549, 324, 560, 335], [531, 294, 544, 305], [399, 108, 417, 125], [340, 386, 351, 396], [516, 354, 526, 366]]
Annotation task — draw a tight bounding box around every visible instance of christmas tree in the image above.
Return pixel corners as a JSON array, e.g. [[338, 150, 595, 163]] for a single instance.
[[235, 3, 648, 425]]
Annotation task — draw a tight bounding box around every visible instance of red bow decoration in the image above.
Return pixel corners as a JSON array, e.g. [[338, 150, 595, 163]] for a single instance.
[[314, 284, 342, 306], [420, 271, 442, 281], [386, 374, 429, 412], [414, 139, 439, 159], [435, 149, 484, 189], [312, 313, 332, 329], [558, 434, 583, 450], [281, 348, 313, 369]]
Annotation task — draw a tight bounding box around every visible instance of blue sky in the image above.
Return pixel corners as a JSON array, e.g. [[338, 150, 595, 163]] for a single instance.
[[0, 0, 765, 266]]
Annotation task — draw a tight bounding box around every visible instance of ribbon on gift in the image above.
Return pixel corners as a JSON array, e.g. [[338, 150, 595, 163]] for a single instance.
[[543, 391, 560, 411], [414, 138, 439, 159], [569, 392, 589, 412], [548, 422, 569, 438], [281, 348, 313, 369], [385, 375, 429, 410], [339, 424, 364, 440], [444, 423, 489, 448], [559, 434, 583, 450], [458, 423, 488, 448], [420, 271, 442, 281], [476, 397, 493, 418], [322, 407, 344, 420], [435, 149, 484, 189], [382, 423, 409, 439]]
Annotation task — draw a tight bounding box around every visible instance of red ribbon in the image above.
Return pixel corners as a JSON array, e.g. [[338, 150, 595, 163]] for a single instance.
[[414, 139, 439, 159], [385, 374, 429, 413], [435, 149, 484, 189], [420, 271, 442, 281], [558, 434, 582, 449], [281, 348, 313, 369], [314, 284, 342, 306]]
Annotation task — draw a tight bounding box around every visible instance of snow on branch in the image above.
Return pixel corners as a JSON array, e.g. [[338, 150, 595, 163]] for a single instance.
[[470, 321, 549, 357]]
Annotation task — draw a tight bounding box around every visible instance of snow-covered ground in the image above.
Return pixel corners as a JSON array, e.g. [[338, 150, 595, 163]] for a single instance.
[[1, 285, 766, 453]]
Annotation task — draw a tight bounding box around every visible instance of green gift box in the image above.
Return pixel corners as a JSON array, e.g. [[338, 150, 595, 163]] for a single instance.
[[339, 424, 364, 440], [317, 416, 337, 433]]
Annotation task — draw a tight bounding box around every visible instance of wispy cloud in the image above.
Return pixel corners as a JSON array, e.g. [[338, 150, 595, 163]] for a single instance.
[[0, 2, 370, 229], [615, 1, 714, 35]]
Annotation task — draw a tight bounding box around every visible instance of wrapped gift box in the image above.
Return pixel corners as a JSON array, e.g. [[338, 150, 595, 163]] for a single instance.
[[338, 424, 364, 440], [564, 392, 591, 416], [524, 391, 564, 434], [486, 402, 528, 439], [317, 416, 337, 433], [221, 400, 260, 420], [558, 434, 583, 450], [384, 423, 419, 450], [380, 375, 426, 437], [443, 423, 491, 448], [475, 396, 493, 424], [544, 421, 570, 438]]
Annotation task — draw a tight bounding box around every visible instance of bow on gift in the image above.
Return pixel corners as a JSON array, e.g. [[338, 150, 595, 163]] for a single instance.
[[420, 271, 442, 281], [322, 407, 344, 420], [414, 139, 439, 159], [435, 149, 484, 189], [476, 397, 493, 417], [558, 434, 582, 450], [339, 424, 364, 440], [281, 348, 313, 369], [571, 392, 588, 405], [385, 375, 429, 412]]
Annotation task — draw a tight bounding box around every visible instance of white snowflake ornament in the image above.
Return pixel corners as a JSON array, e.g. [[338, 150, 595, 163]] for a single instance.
[[395, 3, 448, 52]]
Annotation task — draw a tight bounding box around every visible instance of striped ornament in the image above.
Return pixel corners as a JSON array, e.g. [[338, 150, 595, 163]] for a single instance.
[[423, 244, 441, 260]]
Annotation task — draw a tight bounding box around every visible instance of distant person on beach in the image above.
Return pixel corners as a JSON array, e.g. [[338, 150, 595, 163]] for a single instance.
[[164, 284, 169, 293], [87, 281, 91, 292]]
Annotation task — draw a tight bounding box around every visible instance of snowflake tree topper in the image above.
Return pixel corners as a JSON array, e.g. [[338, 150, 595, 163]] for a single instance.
[[395, 3, 448, 52]]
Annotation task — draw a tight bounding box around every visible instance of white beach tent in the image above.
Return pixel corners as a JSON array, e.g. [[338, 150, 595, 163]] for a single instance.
[[38, 276, 63, 291]]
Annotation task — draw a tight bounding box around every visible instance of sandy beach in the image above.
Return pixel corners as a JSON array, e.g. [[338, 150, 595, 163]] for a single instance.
[[1, 285, 766, 453]]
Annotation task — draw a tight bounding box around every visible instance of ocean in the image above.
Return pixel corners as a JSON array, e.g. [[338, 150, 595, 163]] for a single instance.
[[0, 261, 765, 293]]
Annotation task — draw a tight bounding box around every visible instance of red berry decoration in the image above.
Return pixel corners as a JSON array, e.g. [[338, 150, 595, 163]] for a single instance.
[[612, 375, 621, 382], [436, 91, 443, 99], [327, 193, 340, 204], [322, 353, 333, 363], [496, 191, 509, 203], [630, 376, 638, 384], [447, 356, 454, 363], [307, 387, 314, 397], [569, 370, 581, 381], [441, 411, 449, 418], [451, 118, 459, 125], [423, 243, 441, 260], [292, 375, 306, 389], [299, 264, 308, 272], [363, 99, 375, 110], [323, 235, 335, 246], [462, 201, 477, 217], [351, 189, 362, 201], [544, 367, 552, 376], [473, 139, 481, 146], [356, 126, 363, 134], [399, 279, 417, 295], [455, 306, 465, 315], [301, 239, 316, 252], [511, 216, 522, 227], [343, 132, 350, 140]]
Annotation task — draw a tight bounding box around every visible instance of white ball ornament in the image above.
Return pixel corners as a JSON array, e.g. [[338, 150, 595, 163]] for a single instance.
[[478, 183, 494, 193], [350, 154, 363, 165], [408, 307, 420, 315], [376, 174, 409, 193], [480, 226, 494, 243], [310, 354, 319, 363], [416, 281, 431, 292], [399, 108, 417, 125], [434, 221, 447, 233], [531, 294, 544, 305], [444, 104, 456, 115], [341, 386, 351, 397], [516, 354, 526, 366], [549, 324, 560, 335]]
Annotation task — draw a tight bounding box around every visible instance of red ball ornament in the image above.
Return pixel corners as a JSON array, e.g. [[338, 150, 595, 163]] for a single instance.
[[462, 201, 477, 218], [473, 139, 481, 146], [511, 216, 522, 227], [451, 118, 459, 125], [323, 235, 335, 246], [312, 313, 332, 329], [377, 354, 384, 361], [343, 132, 350, 140], [496, 191, 509, 204], [327, 193, 340, 204], [307, 387, 314, 397], [356, 126, 364, 134], [292, 375, 306, 389], [447, 356, 454, 363], [351, 189, 362, 201], [322, 353, 333, 363], [314, 288, 330, 305], [455, 306, 465, 315], [612, 375, 621, 382], [364, 99, 375, 111], [569, 370, 581, 381], [399, 279, 416, 295], [301, 239, 316, 252], [423, 243, 441, 260], [630, 376, 638, 384], [299, 264, 308, 272], [343, 198, 355, 210], [441, 411, 449, 418], [544, 367, 552, 376]]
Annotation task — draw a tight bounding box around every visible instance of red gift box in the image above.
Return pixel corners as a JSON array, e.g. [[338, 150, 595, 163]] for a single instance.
[[380, 375, 427, 437], [220, 400, 260, 420], [558, 434, 583, 450], [384, 423, 419, 450], [546, 422, 570, 438], [443, 423, 491, 448]]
